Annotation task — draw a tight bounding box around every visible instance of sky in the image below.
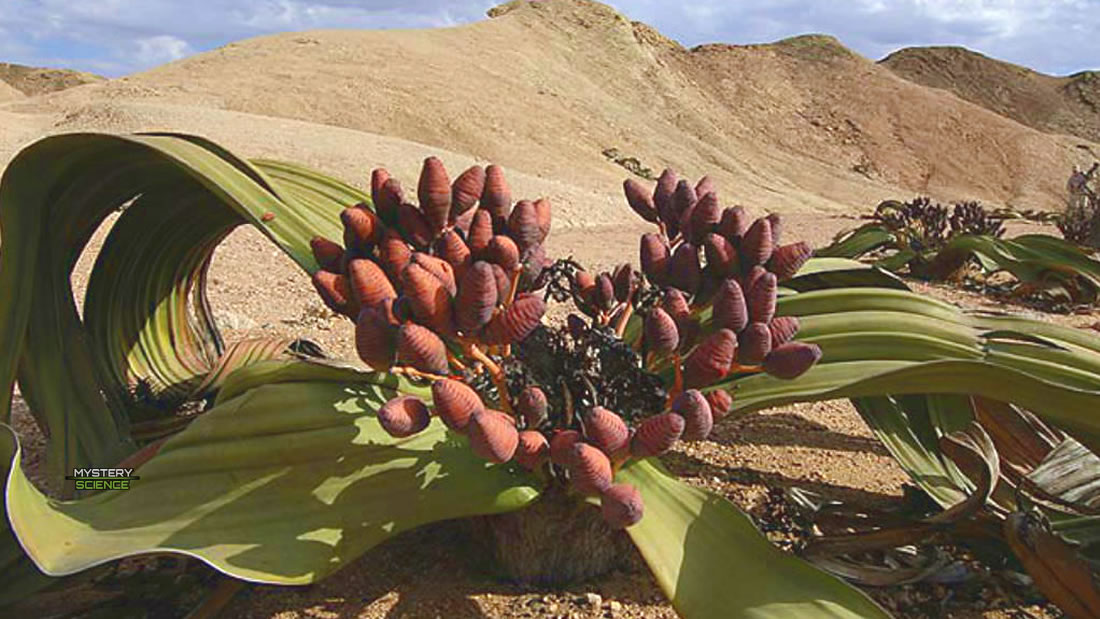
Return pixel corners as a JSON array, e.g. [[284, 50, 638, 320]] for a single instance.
[[0, 0, 1096, 78]]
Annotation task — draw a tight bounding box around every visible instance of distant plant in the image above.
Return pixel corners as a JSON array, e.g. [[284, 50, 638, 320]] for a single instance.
[[819, 196, 1100, 305], [601, 147, 656, 180], [1060, 162, 1099, 246]]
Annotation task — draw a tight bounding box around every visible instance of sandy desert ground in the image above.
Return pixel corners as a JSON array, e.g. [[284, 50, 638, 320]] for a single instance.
[[2, 1, 1100, 617]]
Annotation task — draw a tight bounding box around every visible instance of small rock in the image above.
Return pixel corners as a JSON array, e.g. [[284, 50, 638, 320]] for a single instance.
[[607, 600, 622, 612], [213, 309, 258, 330], [584, 592, 602, 607]]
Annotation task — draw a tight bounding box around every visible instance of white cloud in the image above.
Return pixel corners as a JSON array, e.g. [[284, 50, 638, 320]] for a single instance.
[[133, 35, 192, 66], [0, 0, 1095, 76]]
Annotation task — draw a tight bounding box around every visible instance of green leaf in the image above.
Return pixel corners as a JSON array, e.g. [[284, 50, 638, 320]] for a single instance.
[[619, 459, 889, 619], [2, 364, 539, 584], [783, 258, 908, 292], [0, 133, 362, 489], [815, 225, 895, 259]]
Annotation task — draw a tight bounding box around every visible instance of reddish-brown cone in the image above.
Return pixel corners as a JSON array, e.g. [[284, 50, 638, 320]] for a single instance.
[[705, 389, 733, 421], [485, 294, 545, 344], [347, 258, 397, 310], [766, 213, 783, 246], [768, 241, 812, 281], [431, 379, 484, 432], [695, 175, 716, 197], [402, 263, 451, 332], [644, 307, 680, 355], [515, 430, 550, 470], [378, 230, 412, 282], [631, 412, 685, 457], [533, 197, 552, 243], [481, 164, 512, 227], [594, 273, 616, 311], [468, 209, 494, 254], [355, 305, 395, 370], [601, 483, 644, 529], [746, 272, 778, 324], [671, 389, 714, 440], [673, 180, 697, 223], [768, 316, 801, 347], [654, 170, 679, 230], [568, 443, 613, 496], [312, 270, 358, 317], [341, 206, 381, 253], [703, 233, 739, 278], [486, 235, 520, 272], [763, 342, 823, 379], [398, 202, 433, 249], [689, 192, 721, 244], [718, 206, 747, 243], [573, 270, 597, 305], [455, 261, 498, 333], [741, 217, 774, 266], [454, 206, 476, 236], [310, 237, 345, 273], [550, 430, 582, 465], [491, 263, 512, 303], [583, 406, 630, 457], [738, 322, 773, 365], [375, 176, 404, 225], [434, 229, 471, 275], [683, 329, 737, 389], [612, 264, 635, 303], [450, 165, 485, 221], [417, 157, 451, 234], [396, 323, 449, 374], [711, 278, 748, 333], [661, 288, 691, 323], [741, 265, 767, 297], [668, 243, 701, 295], [370, 168, 393, 221], [624, 178, 659, 222], [377, 395, 431, 438], [507, 199, 541, 253], [467, 410, 520, 463], [412, 252, 457, 297], [517, 386, 549, 428], [640, 233, 671, 285]]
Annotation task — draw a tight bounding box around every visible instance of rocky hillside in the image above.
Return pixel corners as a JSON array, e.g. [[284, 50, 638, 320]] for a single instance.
[[5, 0, 1097, 215], [0, 62, 104, 97], [881, 46, 1100, 143]]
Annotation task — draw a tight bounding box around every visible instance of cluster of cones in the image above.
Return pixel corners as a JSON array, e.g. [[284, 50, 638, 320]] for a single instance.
[[624, 169, 823, 397], [309, 157, 551, 376], [307, 158, 828, 532]]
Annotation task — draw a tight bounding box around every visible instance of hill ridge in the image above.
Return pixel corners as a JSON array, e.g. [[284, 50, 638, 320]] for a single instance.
[[2, 0, 1096, 218]]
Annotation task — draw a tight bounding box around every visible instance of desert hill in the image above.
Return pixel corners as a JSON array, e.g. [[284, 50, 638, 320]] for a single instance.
[[0, 78, 22, 103], [881, 46, 1100, 144], [0, 62, 103, 96], [2, 0, 1097, 220]]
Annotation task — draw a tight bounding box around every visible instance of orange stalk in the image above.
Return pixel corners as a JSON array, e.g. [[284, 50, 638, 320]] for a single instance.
[[465, 342, 514, 415]]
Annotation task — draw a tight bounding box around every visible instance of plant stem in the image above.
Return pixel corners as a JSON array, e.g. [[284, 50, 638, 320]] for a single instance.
[[666, 353, 683, 407], [465, 342, 514, 415], [612, 303, 633, 337]]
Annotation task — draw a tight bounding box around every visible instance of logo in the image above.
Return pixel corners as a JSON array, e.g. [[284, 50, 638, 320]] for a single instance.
[[65, 468, 140, 491]]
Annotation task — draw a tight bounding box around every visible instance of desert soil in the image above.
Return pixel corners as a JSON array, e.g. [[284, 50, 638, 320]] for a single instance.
[[2, 0, 1099, 617]]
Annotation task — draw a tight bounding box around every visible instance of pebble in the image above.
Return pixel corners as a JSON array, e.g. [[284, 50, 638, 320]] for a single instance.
[[584, 592, 602, 607], [607, 600, 622, 612]]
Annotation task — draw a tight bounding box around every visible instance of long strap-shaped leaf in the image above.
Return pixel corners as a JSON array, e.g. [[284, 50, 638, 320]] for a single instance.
[[0, 133, 359, 486], [619, 459, 889, 618], [2, 362, 539, 584]]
